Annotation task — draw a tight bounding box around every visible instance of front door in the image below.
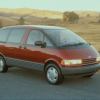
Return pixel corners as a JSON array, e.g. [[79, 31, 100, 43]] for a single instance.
[[17, 29, 46, 70]]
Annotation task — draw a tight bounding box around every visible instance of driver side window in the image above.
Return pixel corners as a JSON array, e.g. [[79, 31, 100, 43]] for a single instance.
[[27, 30, 43, 46]]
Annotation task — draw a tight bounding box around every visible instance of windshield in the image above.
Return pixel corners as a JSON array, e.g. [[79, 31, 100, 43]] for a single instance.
[[44, 29, 87, 47]]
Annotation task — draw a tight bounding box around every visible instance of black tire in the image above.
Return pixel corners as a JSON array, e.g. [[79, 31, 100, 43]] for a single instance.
[[0, 56, 8, 73], [45, 63, 64, 85], [83, 73, 94, 78]]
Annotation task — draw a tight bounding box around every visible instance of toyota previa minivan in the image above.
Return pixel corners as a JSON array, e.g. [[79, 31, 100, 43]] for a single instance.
[[0, 25, 100, 85]]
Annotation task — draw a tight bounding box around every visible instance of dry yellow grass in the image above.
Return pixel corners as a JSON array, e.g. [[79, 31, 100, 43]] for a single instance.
[[64, 24, 100, 51], [0, 8, 62, 18], [0, 8, 100, 51], [0, 8, 99, 18]]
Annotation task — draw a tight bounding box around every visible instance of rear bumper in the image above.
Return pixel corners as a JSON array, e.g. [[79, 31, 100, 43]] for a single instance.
[[61, 64, 100, 75]]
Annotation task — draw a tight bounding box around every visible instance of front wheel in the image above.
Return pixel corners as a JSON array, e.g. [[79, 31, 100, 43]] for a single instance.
[[45, 63, 64, 85], [0, 56, 8, 73]]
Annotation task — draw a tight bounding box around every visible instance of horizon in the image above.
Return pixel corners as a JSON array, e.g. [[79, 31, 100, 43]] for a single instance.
[[0, 7, 100, 13], [0, 0, 100, 12]]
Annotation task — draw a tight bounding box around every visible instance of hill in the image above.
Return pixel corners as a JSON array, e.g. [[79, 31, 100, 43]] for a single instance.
[[0, 8, 100, 51], [0, 8, 100, 18], [0, 8, 62, 18]]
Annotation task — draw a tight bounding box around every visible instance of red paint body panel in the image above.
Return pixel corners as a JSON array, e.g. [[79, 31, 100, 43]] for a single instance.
[[59, 46, 99, 59], [0, 26, 99, 70]]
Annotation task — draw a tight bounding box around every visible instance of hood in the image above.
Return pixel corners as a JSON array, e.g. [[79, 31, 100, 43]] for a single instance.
[[59, 45, 100, 60]]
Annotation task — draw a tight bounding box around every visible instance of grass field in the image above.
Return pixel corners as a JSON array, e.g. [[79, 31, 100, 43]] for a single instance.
[[64, 23, 100, 51]]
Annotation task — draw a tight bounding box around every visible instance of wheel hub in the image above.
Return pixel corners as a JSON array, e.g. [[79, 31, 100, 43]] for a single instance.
[[47, 67, 58, 83], [0, 59, 4, 71]]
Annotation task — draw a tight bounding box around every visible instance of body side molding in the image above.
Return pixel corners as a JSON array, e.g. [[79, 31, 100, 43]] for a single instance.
[[5, 57, 44, 71]]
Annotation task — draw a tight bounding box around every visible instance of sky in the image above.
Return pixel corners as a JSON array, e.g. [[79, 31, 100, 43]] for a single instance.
[[0, 0, 100, 12]]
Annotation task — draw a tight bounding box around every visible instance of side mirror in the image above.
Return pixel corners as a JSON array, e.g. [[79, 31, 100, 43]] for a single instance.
[[35, 41, 46, 48]]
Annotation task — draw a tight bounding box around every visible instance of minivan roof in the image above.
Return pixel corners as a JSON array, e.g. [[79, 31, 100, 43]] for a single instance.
[[2, 25, 65, 30]]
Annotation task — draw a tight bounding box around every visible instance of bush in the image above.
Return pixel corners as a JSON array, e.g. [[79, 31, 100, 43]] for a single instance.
[[86, 14, 91, 17], [63, 11, 79, 24], [0, 20, 3, 28], [19, 17, 25, 25], [98, 19, 100, 23]]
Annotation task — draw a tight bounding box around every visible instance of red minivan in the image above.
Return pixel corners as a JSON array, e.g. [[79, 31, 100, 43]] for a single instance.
[[0, 25, 100, 84]]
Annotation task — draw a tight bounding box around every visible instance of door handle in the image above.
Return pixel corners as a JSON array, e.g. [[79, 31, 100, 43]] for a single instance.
[[23, 46, 27, 49]]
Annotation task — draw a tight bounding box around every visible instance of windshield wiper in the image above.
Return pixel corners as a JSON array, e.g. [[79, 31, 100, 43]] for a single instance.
[[60, 42, 86, 47], [74, 42, 85, 45]]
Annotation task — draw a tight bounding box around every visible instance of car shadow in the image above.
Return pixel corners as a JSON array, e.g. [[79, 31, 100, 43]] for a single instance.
[[8, 67, 100, 87], [8, 67, 45, 82], [60, 71, 100, 94]]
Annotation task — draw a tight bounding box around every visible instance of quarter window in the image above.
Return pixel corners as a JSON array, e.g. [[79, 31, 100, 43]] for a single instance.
[[7, 28, 26, 43], [0, 29, 10, 42], [27, 30, 43, 45]]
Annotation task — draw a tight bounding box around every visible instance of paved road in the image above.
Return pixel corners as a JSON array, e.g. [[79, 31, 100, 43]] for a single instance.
[[0, 67, 100, 100]]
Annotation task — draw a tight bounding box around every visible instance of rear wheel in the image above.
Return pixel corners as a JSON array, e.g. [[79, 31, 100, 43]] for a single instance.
[[0, 56, 8, 73], [45, 63, 64, 85]]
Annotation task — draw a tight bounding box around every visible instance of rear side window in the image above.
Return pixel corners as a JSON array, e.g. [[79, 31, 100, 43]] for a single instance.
[[27, 30, 43, 45], [7, 28, 26, 44], [0, 29, 10, 42]]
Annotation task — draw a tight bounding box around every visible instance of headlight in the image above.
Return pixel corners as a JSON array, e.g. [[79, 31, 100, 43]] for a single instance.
[[96, 57, 100, 62], [61, 59, 82, 65]]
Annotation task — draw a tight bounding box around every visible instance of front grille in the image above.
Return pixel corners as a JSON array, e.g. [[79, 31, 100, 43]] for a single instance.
[[82, 58, 97, 66]]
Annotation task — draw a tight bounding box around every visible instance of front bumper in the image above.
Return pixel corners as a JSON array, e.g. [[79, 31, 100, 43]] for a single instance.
[[61, 64, 100, 75]]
